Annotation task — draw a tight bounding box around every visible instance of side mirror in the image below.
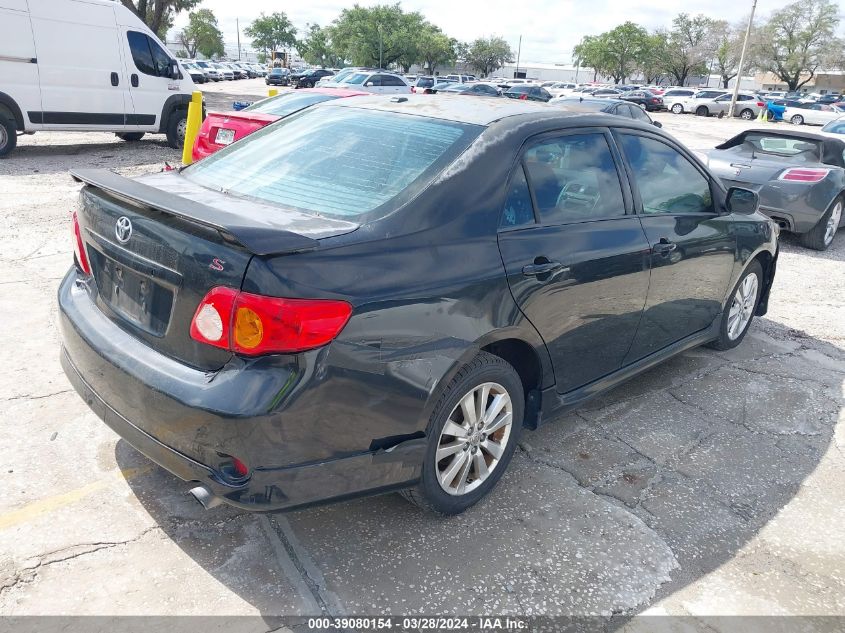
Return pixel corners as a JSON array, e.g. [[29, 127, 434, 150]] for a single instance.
[[652, 120, 663, 128], [170, 61, 180, 80], [364, 82, 372, 87], [726, 187, 759, 215]]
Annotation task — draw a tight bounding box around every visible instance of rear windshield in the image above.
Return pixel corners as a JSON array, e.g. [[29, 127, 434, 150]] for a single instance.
[[183, 106, 482, 221], [508, 85, 532, 93], [245, 92, 338, 116], [555, 99, 608, 112], [416, 77, 434, 87]]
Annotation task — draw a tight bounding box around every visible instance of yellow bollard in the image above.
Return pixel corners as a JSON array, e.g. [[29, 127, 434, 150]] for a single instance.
[[181, 91, 203, 165], [268, 88, 278, 97]]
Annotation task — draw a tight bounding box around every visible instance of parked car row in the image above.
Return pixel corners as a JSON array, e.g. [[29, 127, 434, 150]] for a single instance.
[[186, 59, 266, 82]]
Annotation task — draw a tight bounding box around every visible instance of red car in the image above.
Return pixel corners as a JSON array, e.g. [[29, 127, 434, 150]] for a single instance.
[[192, 88, 367, 161]]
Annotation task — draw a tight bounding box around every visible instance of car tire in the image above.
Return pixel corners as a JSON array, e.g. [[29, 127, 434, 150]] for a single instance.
[[165, 109, 187, 150], [791, 114, 804, 125], [696, 105, 709, 117], [671, 103, 684, 114], [739, 108, 754, 120], [799, 196, 843, 251], [0, 116, 17, 158], [116, 132, 145, 142], [706, 259, 763, 351], [401, 352, 524, 515]]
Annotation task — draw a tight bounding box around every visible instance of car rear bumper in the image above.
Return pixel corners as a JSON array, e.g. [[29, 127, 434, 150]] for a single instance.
[[717, 180, 825, 234], [58, 271, 423, 512]]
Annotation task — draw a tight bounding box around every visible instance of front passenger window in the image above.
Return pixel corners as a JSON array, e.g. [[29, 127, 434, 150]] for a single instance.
[[618, 134, 714, 215]]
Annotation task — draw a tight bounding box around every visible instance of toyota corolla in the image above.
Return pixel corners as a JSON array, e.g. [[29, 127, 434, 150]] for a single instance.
[[60, 96, 778, 515]]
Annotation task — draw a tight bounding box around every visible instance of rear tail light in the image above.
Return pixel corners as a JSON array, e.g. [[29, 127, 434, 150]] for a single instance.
[[71, 211, 91, 275], [190, 287, 352, 355], [519, 94, 528, 100], [411, 86, 416, 93], [778, 168, 830, 183], [757, 101, 765, 107]]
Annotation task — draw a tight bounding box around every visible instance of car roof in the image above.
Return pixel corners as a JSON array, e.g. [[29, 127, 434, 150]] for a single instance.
[[321, 93, 612, 126]]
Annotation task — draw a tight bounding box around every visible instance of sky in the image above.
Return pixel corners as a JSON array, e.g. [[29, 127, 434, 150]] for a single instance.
[[172, 0, 773, 65]]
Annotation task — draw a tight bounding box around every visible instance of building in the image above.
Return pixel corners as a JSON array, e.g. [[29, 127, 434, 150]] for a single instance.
[[756, 70, 844, 94]]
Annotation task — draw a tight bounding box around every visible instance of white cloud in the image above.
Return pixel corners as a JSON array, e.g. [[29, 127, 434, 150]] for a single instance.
[[173, 0, 790, 64]]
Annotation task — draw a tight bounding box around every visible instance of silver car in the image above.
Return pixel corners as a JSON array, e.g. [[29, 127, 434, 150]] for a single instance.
[[700, 128, 845, 250], [668, 89, 729, 115]]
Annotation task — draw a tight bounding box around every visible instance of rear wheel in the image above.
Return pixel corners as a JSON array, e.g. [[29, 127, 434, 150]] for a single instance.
[[799, 197, 843, 251], [707, 260, 763, 351], [695, 105, 709, 117], [0, 117, 16, 158], [401, 352, 523, 515], [116, 132, 144, 142], [739, 108, 754, 120], [791, 114, 804, 125], [165, 110, 187, 149], [671, 103, 684, 114]]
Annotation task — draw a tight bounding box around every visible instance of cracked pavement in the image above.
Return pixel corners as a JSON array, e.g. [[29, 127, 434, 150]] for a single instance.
[[0, 80, 843, 627]]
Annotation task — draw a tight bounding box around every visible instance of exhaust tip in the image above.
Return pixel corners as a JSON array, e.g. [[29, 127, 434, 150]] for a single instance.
[[189, 485, 223, 510]]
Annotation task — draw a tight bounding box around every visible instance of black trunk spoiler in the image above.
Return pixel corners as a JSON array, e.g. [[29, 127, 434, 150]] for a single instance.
[[70, 169, 318, 256]]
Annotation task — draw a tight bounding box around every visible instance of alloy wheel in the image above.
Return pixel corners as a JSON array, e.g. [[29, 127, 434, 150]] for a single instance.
[[0, 125, 7, 151], [727, 273, 758, 340], [435, 382, 513, 496], [824, 200, 843, 246]]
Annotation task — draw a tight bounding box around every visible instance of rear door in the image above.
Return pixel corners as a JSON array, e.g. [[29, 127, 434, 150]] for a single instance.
[[615, 131, 736, 362], [497, 129, 652, 393], [28, 0, 128, 129], [0, 0, 41, 129]]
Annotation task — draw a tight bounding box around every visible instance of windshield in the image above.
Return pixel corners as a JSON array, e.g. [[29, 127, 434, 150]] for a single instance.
[[184, 107, 482, 221], [737, 133, 823, 162], [245, 92, 339, 116], [342, 73, 369, 85]]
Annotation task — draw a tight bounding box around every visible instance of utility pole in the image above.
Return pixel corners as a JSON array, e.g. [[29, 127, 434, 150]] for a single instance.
[[728, 0, 758, 118], [236, 18, 241, 61], [515, 35, 522, 79]]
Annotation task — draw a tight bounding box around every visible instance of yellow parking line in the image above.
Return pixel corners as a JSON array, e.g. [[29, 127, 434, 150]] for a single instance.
[[0, 465, 152, 531]]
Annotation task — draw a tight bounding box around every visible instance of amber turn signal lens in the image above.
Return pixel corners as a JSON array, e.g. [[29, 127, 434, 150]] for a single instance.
[[234, 306, 264, 349]]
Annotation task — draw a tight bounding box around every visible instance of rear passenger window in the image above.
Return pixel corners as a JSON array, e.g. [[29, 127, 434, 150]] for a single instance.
[[523, 133, 625, 223], [618, 134, 714, 215], [500, 165, 535, 228], [127, 31, 156, 76]]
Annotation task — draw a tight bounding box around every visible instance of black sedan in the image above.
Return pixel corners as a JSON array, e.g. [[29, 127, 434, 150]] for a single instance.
[[504, 84, 552, 102], [554, 96, 664, 128], [61, 96, 777, 516], [438, 83, 501, 97], [621, 90, 666, 111], [291, 68, 335, 88]]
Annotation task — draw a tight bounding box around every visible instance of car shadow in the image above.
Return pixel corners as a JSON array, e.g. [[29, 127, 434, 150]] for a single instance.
[[116, 319, 843, 621]]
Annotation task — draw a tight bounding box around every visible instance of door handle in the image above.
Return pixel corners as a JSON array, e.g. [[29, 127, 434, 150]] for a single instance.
[[110, 72, 119, 86], [522, 261, 564, 276], [652, 238, 677, 256], [131, 74, 139, 87]]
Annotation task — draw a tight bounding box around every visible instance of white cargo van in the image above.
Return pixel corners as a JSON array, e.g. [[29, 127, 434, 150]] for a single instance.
[[0, 0, 196, 156]]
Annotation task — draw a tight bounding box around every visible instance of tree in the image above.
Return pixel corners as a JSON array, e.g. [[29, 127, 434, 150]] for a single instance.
[[331, 4, 420, 68], [298, 24, 344, 67], [245, 12, 297, 60], [178, 8, 224, 59], [663, 13, 720, 86], [573, 35, 611, 82], [120, 0, 200, 39], [466, 36, 513, 77], [753, 0, 843, 91], [395, 12, 428, 73], [712, 21, 746, 88], [417, 26, 455, 74], [600, 22, 649, 84], [639, 31, 669, 84]]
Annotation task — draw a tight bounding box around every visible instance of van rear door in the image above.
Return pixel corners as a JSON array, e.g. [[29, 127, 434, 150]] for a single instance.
[[0, 0, 41, 130], [27, 0, 127, 130]]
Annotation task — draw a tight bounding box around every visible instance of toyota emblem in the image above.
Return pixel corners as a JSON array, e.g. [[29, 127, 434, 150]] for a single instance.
[[115, 216, 133, 244]]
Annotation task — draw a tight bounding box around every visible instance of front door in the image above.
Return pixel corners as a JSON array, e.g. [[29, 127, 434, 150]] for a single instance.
[[122, 29, 183, 132], [497, 130, 652, 394], [614, 132, 737, 362]]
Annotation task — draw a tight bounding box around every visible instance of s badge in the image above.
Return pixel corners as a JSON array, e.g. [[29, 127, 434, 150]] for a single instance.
[[209, 258, 225, 272]]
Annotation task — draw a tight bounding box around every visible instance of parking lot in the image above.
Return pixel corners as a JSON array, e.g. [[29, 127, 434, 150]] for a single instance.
[[1, 79, 843, 626]]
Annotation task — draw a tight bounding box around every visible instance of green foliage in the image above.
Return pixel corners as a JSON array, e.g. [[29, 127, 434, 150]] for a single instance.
[[753, 0, 843, 91], [297, 24, 344, 68], [417, 26, 455, 74], [712, 21, 747, 88], [331, 4, 419, 68], [663, 13, 720, 86], [245, 12, 297, 57], [465, 36, 513, 77], [178, 8, 224, 59], [120, 0, 200, 39]]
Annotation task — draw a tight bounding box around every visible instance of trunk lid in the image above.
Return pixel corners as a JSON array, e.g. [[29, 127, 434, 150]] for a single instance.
[[72, 169, 358, 371], [700, 149, 792, 186]]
